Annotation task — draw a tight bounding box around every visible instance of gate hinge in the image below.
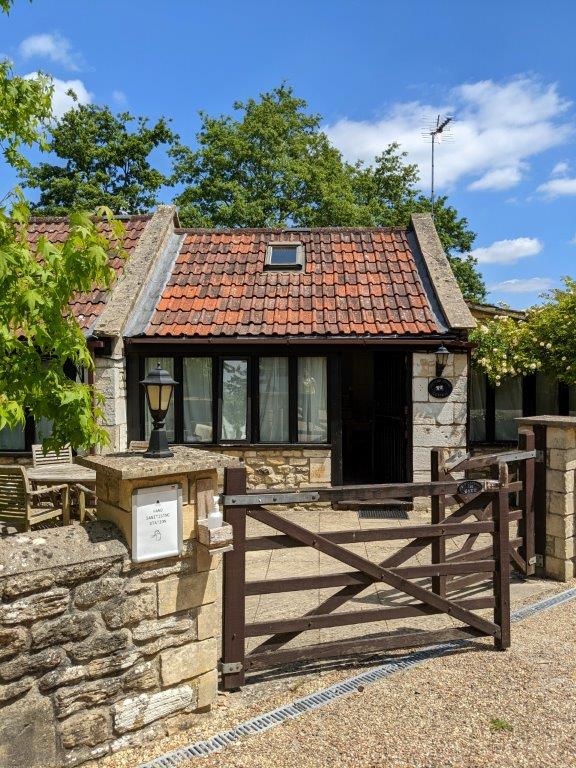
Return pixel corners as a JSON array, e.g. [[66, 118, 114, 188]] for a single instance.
[[221, 661, 243, 674], [535, 450, 544, 463], [529, 554, 544, 567]]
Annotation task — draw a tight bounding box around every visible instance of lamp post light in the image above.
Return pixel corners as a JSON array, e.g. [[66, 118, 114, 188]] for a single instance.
[[435, 345, 450, 377], [140, 363, 177, 458]]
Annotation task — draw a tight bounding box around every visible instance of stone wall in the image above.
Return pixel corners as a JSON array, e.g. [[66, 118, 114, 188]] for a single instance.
[[207, 446, 332, 489], [94, 337, 128, 454], [0, 522, 219, 768], [412, 351, 468, 483]]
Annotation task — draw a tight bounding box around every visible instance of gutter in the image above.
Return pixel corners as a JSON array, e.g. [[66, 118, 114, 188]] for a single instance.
[[124, 335, 472, 349]]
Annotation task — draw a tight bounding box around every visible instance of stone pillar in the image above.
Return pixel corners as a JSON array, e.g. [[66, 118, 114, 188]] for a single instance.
[[517, 416, 576, 581]]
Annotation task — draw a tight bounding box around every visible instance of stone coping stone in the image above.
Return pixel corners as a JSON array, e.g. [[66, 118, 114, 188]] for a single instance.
[[0, 522, 127, 579], [517, 416, 576, 429], [78, 445, 240, 480]]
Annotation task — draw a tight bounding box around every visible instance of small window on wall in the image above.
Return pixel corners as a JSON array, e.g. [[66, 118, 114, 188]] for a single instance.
[[469, 368, 486, 442], [183, 358, 213, 442], [265, 243, 304, 271], [144, 358, 175, 442], [259, 357, 289, 442], [220, 359, 248, 441], [298, 357, 327, 443], [0, 424, 25, 452], [495, 376, 522, 441]]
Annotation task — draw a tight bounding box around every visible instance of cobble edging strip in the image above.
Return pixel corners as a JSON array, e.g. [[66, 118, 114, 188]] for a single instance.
[[137, 586, 576, 768]]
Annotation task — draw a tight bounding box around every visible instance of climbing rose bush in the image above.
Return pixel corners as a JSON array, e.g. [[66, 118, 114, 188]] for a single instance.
[[471, 278, 576, 386]]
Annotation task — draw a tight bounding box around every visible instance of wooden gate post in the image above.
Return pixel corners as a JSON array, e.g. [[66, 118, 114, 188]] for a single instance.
[[431, 449, 446, 597], [222, 465, 247, 690], [518, 430, 536, 575], [493, 465, 511, 650]]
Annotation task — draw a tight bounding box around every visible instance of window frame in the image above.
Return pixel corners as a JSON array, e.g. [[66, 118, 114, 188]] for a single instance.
[[135, 349, 331, 448], [264, 242, 305, 271]]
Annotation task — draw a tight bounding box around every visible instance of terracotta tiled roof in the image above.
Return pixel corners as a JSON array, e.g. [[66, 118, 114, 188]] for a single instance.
[[144, 228, 441, 338], [26, 215, 151, 332]]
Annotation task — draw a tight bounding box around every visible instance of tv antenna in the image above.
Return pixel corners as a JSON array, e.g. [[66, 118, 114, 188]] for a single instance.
[[421, 115, 453, 220]]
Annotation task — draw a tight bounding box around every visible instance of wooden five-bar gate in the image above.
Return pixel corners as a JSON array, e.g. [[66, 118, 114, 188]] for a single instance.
[[221, 433, 537, 690]]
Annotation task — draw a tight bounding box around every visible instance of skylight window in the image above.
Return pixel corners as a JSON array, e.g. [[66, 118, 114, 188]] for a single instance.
[[265, 242, 304, 270]]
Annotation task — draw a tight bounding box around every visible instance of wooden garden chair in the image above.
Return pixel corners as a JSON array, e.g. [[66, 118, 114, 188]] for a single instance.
[[0, 466, 69, 532], [31, 443, 96, 523]]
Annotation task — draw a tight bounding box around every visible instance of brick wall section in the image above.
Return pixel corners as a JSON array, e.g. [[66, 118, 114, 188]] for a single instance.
[[412, 351, 468, 482], [0, 523, 219, 768]]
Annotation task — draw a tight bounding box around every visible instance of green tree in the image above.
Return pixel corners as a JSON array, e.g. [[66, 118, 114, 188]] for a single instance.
[[172, 85, 485, 301], [22, 104, 178, 215], [0, 54, 124, 450], [470, 278, 576, 386]]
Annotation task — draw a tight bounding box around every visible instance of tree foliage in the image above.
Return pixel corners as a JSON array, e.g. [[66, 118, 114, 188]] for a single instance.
[[172, 85, 485, 301], [22, 104, 178, 215], [470, 278, 576, 386], [0, 54, 124, 450]]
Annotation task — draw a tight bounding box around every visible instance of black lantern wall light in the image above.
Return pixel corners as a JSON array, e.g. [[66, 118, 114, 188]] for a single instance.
[[140, 363, 178, 458], [428, 344, 453, 399]]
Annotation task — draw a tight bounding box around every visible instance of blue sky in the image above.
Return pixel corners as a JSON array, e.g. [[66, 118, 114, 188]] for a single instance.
[[1, 0, 575, 308]]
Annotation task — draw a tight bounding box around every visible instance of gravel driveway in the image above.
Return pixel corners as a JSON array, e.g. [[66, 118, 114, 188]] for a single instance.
[[100, 582, 576, 768]]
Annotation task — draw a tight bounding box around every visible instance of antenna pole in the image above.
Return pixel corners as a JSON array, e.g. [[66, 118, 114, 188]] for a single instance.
[[426, 115, 452, 222], [431, 131, 436, 220]]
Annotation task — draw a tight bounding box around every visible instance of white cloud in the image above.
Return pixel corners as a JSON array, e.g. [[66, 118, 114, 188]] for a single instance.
[[112, 89, 127, 105], [537, 177, 576, 197], [24, 73, 91, 118], [489, 278, 553, 294], [19, 33, 82, 72], [325, 76, 572, 192], [468, 166, 523, 191], [552, 160, 569, 176], [471, 237, 543, 265]]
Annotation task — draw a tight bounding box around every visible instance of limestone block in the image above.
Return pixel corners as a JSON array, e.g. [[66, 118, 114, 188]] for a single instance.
[[112, 685, 196, 734], [101, 587, 157, 629], [54, 677, 123, 719], [452, 354, 469, 376], [547, 427, 576, 450], [545, 554, 572, 581], [55, 559, 116, 586], [118, 474, 189, 513], [39, 665, 86, 693], [196, 547, 222, 573], [159, 638, 218, 686], [0, 627, 29, 661], [132, 615, 197, 656], [413, 402, 454, 426], [135, 555, 195, 581], [197, 603, 217, 641], [546, 512, 574, 539], [0, 687, 58, 768], [555, 535, 575, 561], [0, 676, 34, 704], [449, 376, 468, 403], [0, 647, 65, 683], [122, 660, 160, 692], [412, 353, 434, 378], [0, 587, 69, 624], [74, 576, 123, 608], [412, 447, 432, 472], [182, 500, 196, 542], [2, 570, 56, 599], [546, 490, 574, 516], [31, 612, 96, 649], [196, 668, 218, 709], [85, 649, 141, 681], [59, 708, 111, 749], [547, 469, 574, 494], [310, 457, 331, 483], [414, 425, 466, 449], [453, 401, 468, 425], [157, 569, 217, 617], [69, 629, 131, 662], [197, 522, 233, 550]]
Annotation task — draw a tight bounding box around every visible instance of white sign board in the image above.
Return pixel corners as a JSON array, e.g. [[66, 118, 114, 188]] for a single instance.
[[131, 483, 183, 563]]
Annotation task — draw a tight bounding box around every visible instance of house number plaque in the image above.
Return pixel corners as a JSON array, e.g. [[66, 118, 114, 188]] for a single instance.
[[132, 483, 183, 563], [457, 480, 483, 496], [428, 377, 453, 399]]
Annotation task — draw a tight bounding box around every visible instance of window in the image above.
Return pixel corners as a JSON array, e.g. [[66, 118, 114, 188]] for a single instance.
[[265, 242, 304, 270], [536, 373, 559, 416], [469, 368, 486, 442], [220, 359, 248, 440], [494, 377, 523, 441], [144, 357, 175, 442], [259, 357, 289, 442], [298, 357, 327, 443], [183, 358, 212, 442], [0, 424, 25, 452]]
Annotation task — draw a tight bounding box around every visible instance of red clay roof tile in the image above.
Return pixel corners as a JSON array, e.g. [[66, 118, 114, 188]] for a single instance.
[[145, 228, 440, 338]]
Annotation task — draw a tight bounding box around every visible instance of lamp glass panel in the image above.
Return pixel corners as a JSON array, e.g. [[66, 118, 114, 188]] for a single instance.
[[146, 384, 161, 412], [144, 358, 175, 441], [159, 384, 173, 411]]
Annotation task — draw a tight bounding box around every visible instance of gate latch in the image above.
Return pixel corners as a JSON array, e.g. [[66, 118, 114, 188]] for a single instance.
[[221, 661, 243, 674], [529, 554, 544, 567]]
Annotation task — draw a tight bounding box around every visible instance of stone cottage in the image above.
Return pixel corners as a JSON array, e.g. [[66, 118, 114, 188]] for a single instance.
[[1, 206, 476, 487]]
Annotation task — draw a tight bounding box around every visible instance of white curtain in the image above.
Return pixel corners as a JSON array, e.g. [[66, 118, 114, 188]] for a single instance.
[[469, 369, 486, 442], [495, 376, 522, 441], [298, 357, 327, 443], [183, 358, 213, 442], [144, 357, 175, 442], [259, 358, 289, 442], [221, 360, 248, 440]]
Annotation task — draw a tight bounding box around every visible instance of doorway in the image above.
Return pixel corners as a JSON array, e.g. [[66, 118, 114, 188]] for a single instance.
[[341, 350, 410, 484]]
